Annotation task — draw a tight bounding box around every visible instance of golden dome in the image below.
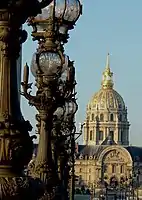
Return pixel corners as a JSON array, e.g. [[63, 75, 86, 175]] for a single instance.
[[89, 89, 125, 110], [88, 54, 125, 110]]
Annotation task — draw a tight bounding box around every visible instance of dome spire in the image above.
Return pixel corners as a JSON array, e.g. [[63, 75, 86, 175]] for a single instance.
[[101, 53, 114, 89], [106, 53, 110, 69]]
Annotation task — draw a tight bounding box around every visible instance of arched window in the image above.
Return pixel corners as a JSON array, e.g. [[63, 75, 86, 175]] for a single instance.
[[110, 113, 114, 121], [90, 130, 93, 140], [80, 168, 82, 173], [99, 131, 103, 140], [92, 113, 94, 121], [100, 113, 104, 121]]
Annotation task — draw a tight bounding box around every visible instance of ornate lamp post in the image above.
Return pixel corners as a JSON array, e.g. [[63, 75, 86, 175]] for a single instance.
[[22, 0, 82, 199], [28, 0, 82, 45], [0, 0, 54, 199], [58, 99, 78, 199], [22, 22, 66, 199], [69, 123, 84, 200]]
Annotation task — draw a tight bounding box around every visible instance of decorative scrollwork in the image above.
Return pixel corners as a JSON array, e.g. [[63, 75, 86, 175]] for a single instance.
[[0, 110, 34, 169], [0, 176, 44, 199]]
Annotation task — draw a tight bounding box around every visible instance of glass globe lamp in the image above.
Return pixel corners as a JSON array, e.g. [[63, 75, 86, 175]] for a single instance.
[[34, 1, 55, 32], [59, 56, 72, 82], [58, 68, 68, 94], [64, 100, 78, 118], [31, 52, 64, 77], [33, 0, 82, 34], [31, 53, 38, 77], [55, 0, 82, 33], [39, 52, 62, 75], [53, 106, 65, 120], [58, 56, 70, 93]]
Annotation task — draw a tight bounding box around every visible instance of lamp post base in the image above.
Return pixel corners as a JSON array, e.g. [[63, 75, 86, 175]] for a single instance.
[[0, 176, 45, 199]]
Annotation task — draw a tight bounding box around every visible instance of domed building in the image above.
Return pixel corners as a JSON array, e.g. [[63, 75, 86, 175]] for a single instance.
[[84, 54, 129, 146], [75, 54, 142, 198]]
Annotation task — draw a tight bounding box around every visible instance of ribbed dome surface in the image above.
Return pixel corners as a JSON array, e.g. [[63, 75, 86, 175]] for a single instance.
[[88, 88, 125, 110]]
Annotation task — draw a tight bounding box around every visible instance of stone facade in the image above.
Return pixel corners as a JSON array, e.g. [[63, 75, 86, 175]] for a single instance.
[[75, 54, 142, 193], [75, 145, 133, 187]]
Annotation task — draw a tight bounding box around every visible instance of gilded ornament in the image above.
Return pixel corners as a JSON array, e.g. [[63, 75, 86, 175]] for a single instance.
[[109, 93, 114, 108], [104, 150, 125, 163], [100, 94, 105, 108]]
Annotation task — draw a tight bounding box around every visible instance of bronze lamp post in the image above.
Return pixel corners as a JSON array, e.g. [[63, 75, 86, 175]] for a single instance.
[[0, 0, 54, 199], [22, 0, 82, 199]]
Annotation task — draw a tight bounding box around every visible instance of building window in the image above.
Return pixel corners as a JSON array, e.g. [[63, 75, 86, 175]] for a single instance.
[[99, 131, 103, 140], [120, 165, 124, 173], [89, 175, 91, 181], [79, 168, 82, 173], [100, 113, 104, 121], [110, 131, 114, 140], [112, 165, 116, 173], [92, 113, 94, 121], [89, 168, 91, 173], [90, 130, 93, 140], [110, 113, 114, 121]]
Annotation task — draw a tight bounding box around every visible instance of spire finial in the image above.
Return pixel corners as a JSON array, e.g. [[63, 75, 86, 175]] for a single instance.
[[106, 53, 110, 69], [101, 53, 114, 89]]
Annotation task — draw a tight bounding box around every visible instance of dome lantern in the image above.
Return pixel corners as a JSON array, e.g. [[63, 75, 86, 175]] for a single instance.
[[101, 53, 114, 89]]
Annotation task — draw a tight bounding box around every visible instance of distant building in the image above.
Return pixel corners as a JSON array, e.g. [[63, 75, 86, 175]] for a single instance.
[[75, 54, 142, 198], [32, 54, 142, 199]]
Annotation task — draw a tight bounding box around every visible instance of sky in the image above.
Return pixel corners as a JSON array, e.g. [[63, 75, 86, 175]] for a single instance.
[[21, 0, 142, 146]]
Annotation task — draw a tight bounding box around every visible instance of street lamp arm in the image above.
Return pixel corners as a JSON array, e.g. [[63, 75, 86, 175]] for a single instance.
[[21, 82, 38, 105], [75, 133, 82, 141], [63, 122, 84, 141], [74, 122, 84, 140]]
